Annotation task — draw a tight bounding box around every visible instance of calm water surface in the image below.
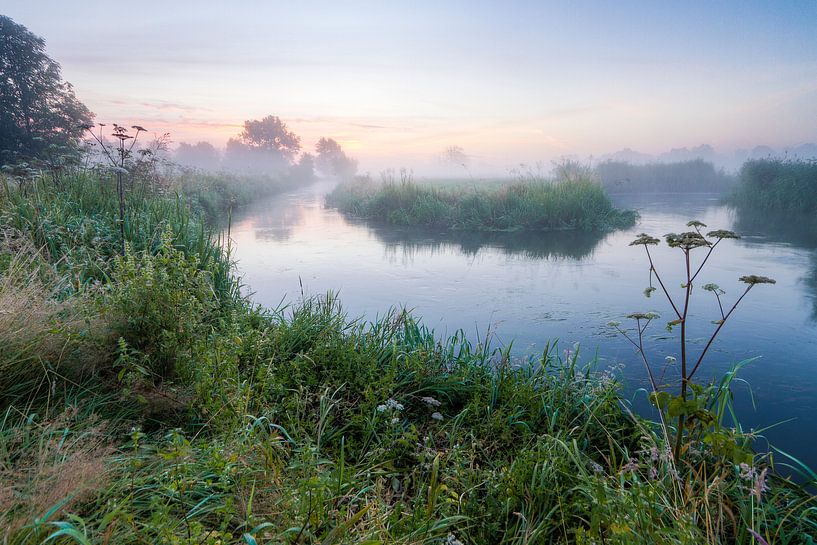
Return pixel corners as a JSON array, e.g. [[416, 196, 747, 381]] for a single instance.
[[226, 182, 817, 469]]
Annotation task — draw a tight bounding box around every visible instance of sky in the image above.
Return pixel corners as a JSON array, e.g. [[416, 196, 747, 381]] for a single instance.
[[4, 1, 817, 173]]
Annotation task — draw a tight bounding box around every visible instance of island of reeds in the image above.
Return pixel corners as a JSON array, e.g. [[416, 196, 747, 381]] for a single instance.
[[327, 173, 638, 233]]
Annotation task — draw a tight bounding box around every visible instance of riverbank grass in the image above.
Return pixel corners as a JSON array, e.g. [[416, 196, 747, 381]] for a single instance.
[[0, 171, 815, 544], [328, 176, 637, 232]]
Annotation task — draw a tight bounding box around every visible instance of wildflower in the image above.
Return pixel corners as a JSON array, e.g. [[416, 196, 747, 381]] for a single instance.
[[650, 446, 660, 462], [707, 229, 740, 240], [431, 412, 444, 421], [626, 312, 660, 320], [665, 355, 676, 364], [648, 467, 659, 480], [665, 231, 711, 250], [643, 286, 656, 298], [589, 461, 605, 475], [738, 462, 756, 481], [421, 396, 442, 407], [702, 283, 723, 293], [739, 275, 776, 285], [390, 417, 400, 425], [376, 404, 387, 413], [607, 320, 621, 327], [446, 534, 464, 545], [630, 233, 660, 246], [686, 220, 707, 228], [620, 459, 639, 474], [750, 468, 769, 501]]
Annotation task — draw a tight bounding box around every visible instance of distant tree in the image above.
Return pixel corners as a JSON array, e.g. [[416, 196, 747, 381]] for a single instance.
[[442, 145, 468, 167], [175, 141, 219, 170], [0, 16, 93, 163], [315, 137, 357, 178], [289, 152, 316, 183], [223, 115, 301, 174]]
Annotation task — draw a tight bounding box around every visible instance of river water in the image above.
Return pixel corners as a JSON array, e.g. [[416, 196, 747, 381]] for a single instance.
[[225, 181, 817, 470]]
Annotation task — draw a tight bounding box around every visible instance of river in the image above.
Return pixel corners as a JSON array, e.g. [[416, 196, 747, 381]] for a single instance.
[[225, 181, 817, 471]]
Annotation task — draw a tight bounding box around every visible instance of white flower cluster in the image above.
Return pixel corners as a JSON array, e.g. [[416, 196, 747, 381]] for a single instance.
[[377, 398, 404, 413]]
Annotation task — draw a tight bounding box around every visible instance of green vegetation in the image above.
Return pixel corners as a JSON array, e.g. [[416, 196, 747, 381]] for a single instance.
[[596, 159, 735, 193], [328, 175, 637, 232], [1, 171, 815, 544], [732, 158, 817, 216], [170, 169, 303, 221]]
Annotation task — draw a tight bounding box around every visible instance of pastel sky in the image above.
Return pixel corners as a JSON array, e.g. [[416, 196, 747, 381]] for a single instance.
[[4, 1, 817, 172]]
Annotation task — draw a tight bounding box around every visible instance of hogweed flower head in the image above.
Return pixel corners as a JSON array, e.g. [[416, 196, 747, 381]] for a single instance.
[[739, 275, 776, 285], [630, 233, 660, 246], [626, 312, 660, 321], [665, 231, 711, 250], [707, 229, 740, 240], [686, 220, 707, 229]]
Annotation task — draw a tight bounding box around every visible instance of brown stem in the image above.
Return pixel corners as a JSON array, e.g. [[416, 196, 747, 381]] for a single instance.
[[687, 285, 753, 381], [645, 246, 682, 319], [674, 249, 693, 459]]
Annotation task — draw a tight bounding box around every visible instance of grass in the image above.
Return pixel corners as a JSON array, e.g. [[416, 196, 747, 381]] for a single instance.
[[596, 159, 736, 194], [731, 158, 817, 216], [328, 175, 638, 233], [0, 170, 815, 544], [168, 169, 303, 222]]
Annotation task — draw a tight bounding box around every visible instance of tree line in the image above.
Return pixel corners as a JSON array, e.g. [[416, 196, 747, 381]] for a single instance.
[[0, 15, 356, 180]]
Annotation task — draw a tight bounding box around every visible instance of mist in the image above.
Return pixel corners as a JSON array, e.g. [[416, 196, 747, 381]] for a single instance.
[[2, 3, 817, 542]]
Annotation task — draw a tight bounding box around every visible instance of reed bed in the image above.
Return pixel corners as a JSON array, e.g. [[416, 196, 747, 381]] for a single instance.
[[328, 177, 637, 232]]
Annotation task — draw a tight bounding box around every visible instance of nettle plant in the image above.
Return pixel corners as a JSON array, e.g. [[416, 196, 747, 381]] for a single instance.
[[613, 221, 775, 462]]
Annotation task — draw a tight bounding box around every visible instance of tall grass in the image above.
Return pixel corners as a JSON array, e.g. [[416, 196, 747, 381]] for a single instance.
[[1, 171, 815, 544], [328, 176, 637, 232], [732, 158, 817, 216], [596, 159, 735, 194]]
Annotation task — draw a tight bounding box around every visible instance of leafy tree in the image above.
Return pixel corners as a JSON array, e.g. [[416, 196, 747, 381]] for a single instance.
[[0, 15, 92, 163], [223, 115, 300, 174], [315, 137, 357, 178]]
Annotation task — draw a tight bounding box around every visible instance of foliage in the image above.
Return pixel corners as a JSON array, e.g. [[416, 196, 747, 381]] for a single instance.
[[0, 16, 93, 164], [617, 221, 775, 462], [328, 171, 638, 232], [732, 158, 817, 216], [0, 172, 815, 544], [315, 137, 358, 178], [224, 115, 301, 174]]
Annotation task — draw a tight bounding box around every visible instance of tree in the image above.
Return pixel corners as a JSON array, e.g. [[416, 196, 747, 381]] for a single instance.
[[175, 141, 219, 170], [315, 137, 357, 178], [223, 115, 301, 174], [0, 16, 92, 163]]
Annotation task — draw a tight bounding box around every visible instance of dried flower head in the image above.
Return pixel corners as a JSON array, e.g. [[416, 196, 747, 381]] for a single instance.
[[630, 233, 660, 246], [665, 231, 711, 250], [643, 286, 657, 298], [686, 220, 707, 228], [739, 275, 776, 285], [707, 229, 740, 240], [702, 283, 724, 294], [626, 312, 660, 320]]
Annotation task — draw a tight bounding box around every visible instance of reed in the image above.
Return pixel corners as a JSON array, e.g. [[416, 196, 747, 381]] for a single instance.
[[328, 175, 637, 232]]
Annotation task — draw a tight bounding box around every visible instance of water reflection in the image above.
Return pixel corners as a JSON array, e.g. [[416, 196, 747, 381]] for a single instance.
[[364, 223, 607, 260], [733, 208, 817, 320], [225, 188, 817, 470]]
